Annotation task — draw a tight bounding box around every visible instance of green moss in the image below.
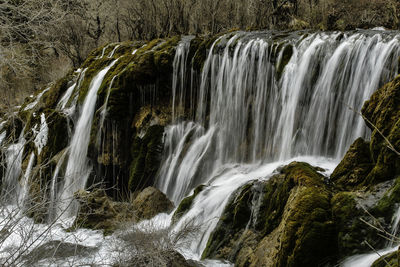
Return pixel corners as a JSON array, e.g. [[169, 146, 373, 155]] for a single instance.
[[258, 174, 294, 235], [172, 185, 205, 223], [331, 192, 366, 257], [331, 138, 374, 190], [128, 125, 164, 192], [361, 75, 400, 185], [280, 161, 326, 187], [192, 34, 224, 71], [372, 176, 400, 220], [78, 57, 114, 103], [277, 187, 336, 267]]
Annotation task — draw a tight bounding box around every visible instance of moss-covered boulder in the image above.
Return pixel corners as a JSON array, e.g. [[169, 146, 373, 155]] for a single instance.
[[361, 75, 400, 185], [132, 187, 174, 221], [73, 189, 136, 234], [371, 176, 400, 221], [203, 162, 337, 266], [331, 138, 374, 190]]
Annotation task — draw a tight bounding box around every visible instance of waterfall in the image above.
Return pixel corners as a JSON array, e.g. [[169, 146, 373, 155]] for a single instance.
[[172, 36, 194, 121], [18, 152, 35, 207], [158, 31, 400, 205], [59, 59, 119, 217], [153, 31, 400, 260], [48, 149, 68, 222], [3, 130, 25, 202]]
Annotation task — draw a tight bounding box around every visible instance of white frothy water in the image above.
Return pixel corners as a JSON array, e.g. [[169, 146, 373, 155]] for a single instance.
[[59, 59, 118, 218], [33, 113, 49, 155]]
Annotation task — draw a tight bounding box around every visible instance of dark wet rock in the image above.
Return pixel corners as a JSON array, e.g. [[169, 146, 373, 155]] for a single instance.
[[129, 125, 165, 193]]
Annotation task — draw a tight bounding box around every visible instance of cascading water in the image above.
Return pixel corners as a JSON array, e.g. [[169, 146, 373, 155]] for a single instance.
[[155, 31, 400, 260], [1, 30, 400, 266], [3, 130, 26, 203], [58, 59, 119, 217], [172, 35, 194, 121], [158, 31, 400, 203]]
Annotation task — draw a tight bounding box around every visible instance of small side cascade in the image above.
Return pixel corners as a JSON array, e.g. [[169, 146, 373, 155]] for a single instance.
[[48, 149, 68, 222], [23, 87, 50, 111], [3, 130, 26, 202], [17, 152, 35, 207], [58, 59, 119, 218], [108, 45, 120, 58], [172, 36, 194, 121]]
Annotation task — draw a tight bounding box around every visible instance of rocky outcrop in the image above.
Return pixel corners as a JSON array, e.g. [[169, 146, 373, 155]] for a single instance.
[[74, 187, 174, 233], [203, 162, 337, 266], [331, 138, 374, 190], [132, 187, 174, 221], [361, 75, 400, 186], [73, 189, 136, 234]]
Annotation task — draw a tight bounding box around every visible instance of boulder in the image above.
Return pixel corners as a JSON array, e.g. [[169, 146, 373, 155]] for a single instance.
[[361, 75, 400, 185], [73, 189, 135, 234], [331, 138, 374, 190], [203, 162, 337, 266], [132, 187, 174, 221]]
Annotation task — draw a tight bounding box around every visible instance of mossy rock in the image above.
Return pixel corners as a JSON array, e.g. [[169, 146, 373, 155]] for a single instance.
[[129, 125, 164, 192], [361, 75, 400, 185], [73, 189, 136, 234], [331, 138, 374, 190], [372, 250, 400, 267], [203, 162, 336, 266], [172, 184, 205, 224], [331, 192, 373, 257], [132, 187, 174, 221], [372, 176, 400, 221]]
